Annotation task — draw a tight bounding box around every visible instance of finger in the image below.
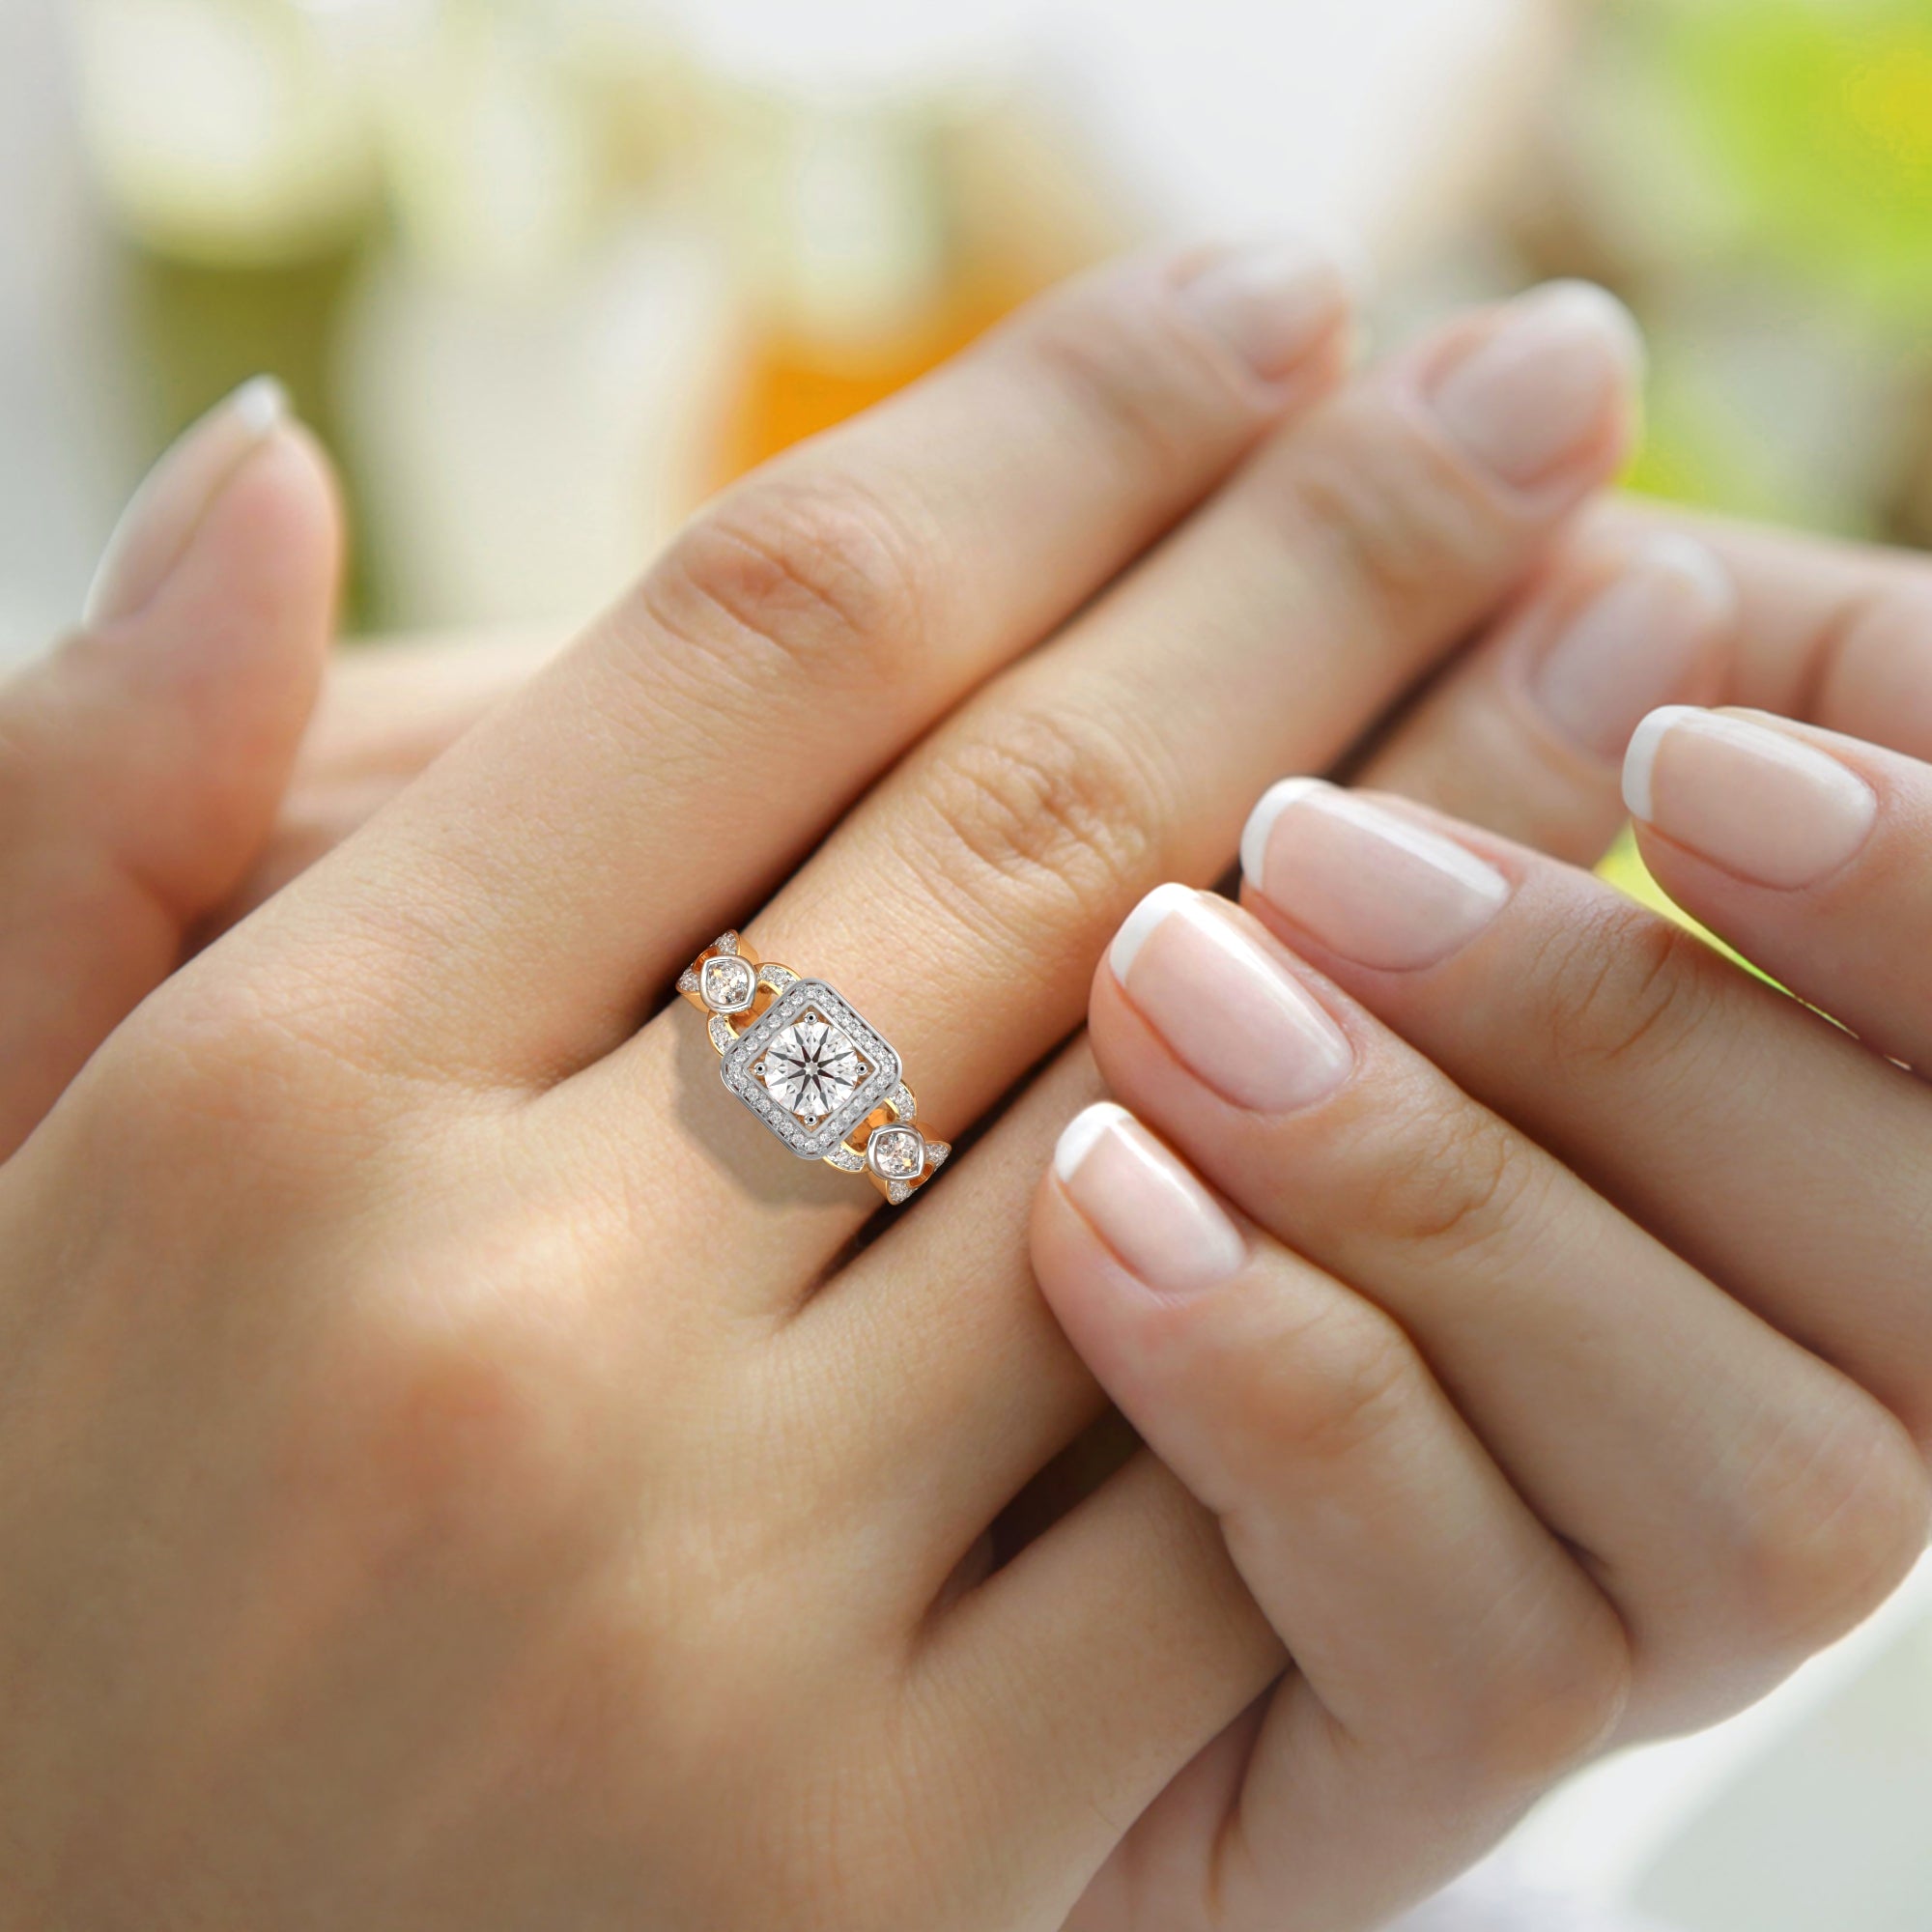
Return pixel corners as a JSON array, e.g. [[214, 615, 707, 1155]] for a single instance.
[[588, 280, 1645, 1302], [914, 1443, 1281, 1918], [1028, 1103, 1621, 1929], [1351, 527, 1736, 863], [1237, 776, 1932, 1460], [0, 382, 340, 1154], [1625, 707, 1932, 1072], [232, 242, 1352, 1080], [1084, 885, 1924, 1731], [1597, 502, 1932, 763]]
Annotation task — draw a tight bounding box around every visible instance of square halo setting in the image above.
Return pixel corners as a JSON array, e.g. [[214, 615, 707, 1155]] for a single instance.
[[721, 980, 902, 1159]]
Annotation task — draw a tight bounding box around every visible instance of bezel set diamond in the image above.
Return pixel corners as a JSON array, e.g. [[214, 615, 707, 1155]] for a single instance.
[[677, 933, 950, 1203], [697, 952, 757, 1014]]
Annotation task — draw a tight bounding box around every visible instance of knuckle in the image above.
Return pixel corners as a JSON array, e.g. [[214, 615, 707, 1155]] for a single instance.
[[1018, 297, 1230, 478], [912, 701, 1171, 938], [647, 469, 934, 697], [1270, 402, 1512, 635], [1729, 1394, 1931, 1655], [1236, 1293, 1421, 1469], [1531, 899, 1719, 1083], [1345, 1094, 1536, 1264], [1470, 1582, 1632, 1781], [1817, 575, 1932, 761]]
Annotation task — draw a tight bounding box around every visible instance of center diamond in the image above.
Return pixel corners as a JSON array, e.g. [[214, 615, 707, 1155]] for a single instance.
[[721, 980, 901, 1159], [760, 1010, 867, 1123]]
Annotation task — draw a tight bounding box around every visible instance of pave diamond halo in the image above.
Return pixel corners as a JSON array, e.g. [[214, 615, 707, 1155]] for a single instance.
[[720, 980, 900, 1159]]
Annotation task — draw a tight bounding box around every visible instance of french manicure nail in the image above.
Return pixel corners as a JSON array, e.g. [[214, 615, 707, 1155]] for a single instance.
[[84, 375, 291, 627], [1054, 1101, 1248, 1296], [1530, 535, 1736, 759], [1241, 780, 1511, 970], [1175, 238, 1350, 382], [1425, 281, 1642, 488], [1111, 883, 1352, 1112], [1623, 707, 1877, 889]]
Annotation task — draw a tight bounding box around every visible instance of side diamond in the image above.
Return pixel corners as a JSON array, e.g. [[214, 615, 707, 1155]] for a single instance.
[[700, 953, 756, 1013], [867, 1123, 924, 1182]]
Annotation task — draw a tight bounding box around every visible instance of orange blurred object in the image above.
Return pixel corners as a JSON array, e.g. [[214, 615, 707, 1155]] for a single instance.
[[703, 72, 1131, 484], [715, 265, 1047, 480]]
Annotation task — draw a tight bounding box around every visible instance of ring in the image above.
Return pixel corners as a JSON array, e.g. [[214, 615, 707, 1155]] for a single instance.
[[677, 933, 950, 1205]]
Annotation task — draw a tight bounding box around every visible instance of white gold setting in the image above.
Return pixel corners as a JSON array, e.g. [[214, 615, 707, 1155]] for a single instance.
[[721, 980, 902, 1158]]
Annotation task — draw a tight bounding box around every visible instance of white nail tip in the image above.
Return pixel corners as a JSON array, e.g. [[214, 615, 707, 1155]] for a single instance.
[[1054, 1101, 1132, 1184], [1110, 881, 1197, 983], [230, 374, 290, 437], [1239, 776, 1324, 896], [1622, 704, 1698, 823]]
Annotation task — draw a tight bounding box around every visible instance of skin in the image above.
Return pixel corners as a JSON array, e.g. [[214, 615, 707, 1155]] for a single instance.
[[0, 244, 1926, 1926], [1035, 736, 1932, 1923]]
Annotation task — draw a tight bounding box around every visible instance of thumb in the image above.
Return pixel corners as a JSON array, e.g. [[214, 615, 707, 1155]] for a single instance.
[[0, 378, 342, 1155]]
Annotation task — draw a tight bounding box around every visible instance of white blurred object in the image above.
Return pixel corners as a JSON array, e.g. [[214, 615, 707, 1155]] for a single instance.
[[378, 0, 600, 285], [338, 218, 737, 629], [1502, 1551, 1932, 1929], [73, 0, 385, 261], [699, 82, 951, 364], [668, 0, 1559, 272], [1055, 0, 1561, 271]]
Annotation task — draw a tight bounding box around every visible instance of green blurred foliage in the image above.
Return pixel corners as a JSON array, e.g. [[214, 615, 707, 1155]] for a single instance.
[[1653, 0, 1932, 324]]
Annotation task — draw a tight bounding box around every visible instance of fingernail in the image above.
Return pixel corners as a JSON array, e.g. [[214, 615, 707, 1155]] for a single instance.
[[84, 376, 291, 627], [1241, 780, 1511, 970], [1110, 883, 1352, 1112], [1174, 238, 1350, 382], [1054, 1101, 1247, 1297], [1623, 707, 1877, 889], [1425, 281, 1642, 487], [1530, 535, 1736, 759]]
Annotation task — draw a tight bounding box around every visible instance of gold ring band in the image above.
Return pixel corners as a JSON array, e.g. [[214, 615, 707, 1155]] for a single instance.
[[678, 934, 950, 1205]]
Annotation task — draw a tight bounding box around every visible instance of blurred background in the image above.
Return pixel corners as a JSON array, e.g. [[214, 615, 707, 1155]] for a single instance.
[[2, 0, 1930, 1920]]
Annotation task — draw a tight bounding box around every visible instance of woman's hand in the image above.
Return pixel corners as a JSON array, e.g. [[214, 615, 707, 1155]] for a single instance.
[[1034, 707, 1932, 1929], [0, 247, 1655, 1928]]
